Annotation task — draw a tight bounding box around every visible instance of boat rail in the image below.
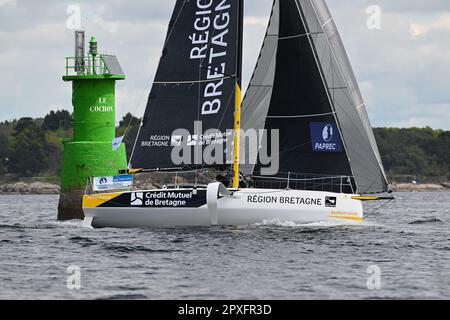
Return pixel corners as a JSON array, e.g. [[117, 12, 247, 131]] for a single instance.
[[251, 172, 356, 194], [85, 169, 218, 194], [85, 169, 356, 195]]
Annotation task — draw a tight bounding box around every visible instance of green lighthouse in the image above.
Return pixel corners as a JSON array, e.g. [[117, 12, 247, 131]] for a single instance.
[[58, 31, 128, 220]]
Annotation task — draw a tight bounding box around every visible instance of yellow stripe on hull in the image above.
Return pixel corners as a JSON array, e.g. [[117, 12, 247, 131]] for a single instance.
[[83, 193, 123, 208], [330, 209, 364, 222], [330, 215, 364, 222]]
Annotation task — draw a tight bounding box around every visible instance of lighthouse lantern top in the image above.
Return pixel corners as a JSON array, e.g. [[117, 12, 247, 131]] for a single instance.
[[63, 31, 125, 81]]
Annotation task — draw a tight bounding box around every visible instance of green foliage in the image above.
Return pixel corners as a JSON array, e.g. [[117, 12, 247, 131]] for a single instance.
[[374, 127, 450, 183], [42, 110, 72, 131], [44, 141, 64, 176], [0, 133, 10, 174], [0, 115, 69, 178], [8, 118, 48, 176], [14, 118, 35, 136], [116, 113, 141, 159]]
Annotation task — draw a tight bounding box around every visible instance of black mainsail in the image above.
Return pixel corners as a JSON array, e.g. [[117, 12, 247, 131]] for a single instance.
[[130, 0, 244, 170], [242, 0, 389, 194]]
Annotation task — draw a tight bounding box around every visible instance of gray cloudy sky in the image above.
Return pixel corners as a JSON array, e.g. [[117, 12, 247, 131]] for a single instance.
[[1, 0, 449, 129]]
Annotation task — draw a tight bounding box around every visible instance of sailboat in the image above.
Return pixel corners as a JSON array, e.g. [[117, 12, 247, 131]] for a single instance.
[[82, 0, 393, 228]]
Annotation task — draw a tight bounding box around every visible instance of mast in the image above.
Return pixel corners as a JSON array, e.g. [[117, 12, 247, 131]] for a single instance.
[[232, 0, 244, 189], [232, 84, 242, 188]]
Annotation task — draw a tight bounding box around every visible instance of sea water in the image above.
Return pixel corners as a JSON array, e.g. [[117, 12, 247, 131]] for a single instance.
[[0, 192, 448, 299]]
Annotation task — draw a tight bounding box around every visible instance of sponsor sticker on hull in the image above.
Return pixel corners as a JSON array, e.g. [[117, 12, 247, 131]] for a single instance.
[[98, 190, 208, 209], [247, 195, 323, 206], [93, 175, 133, 191], [325, 196, 337, 208]]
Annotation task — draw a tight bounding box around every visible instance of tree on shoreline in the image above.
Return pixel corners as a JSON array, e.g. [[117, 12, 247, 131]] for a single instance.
[[116, 113, 141, 159], [374, 127, 450, 183], [42, 110, 72, 131], [0, 133, 10, 174], [8, 118, 48, 176]]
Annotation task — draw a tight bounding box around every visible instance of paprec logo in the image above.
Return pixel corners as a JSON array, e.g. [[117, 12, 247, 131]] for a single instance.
[[322, 124, 334, 142], [310, 122, 343, 153]]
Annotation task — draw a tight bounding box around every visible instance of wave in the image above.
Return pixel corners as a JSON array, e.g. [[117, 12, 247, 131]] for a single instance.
[[68, 236, 97, 247], [0, 223, 45, 230], [97, 293, 148, 300], [0, 224, 26, 230], [68, 235, 180, 253], [50, 220, 87, 229], [101, 243, 179, 254], [408, 218, 446, 225]]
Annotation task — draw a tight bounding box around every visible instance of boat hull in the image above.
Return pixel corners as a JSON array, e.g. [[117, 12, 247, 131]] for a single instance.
[[82, 186, 364, 228]]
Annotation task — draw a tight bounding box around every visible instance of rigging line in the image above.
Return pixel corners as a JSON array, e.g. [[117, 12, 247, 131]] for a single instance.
[[253, 175, 349, 182], [161, 0, 188, 51], [303, 4, 356, 100], [123, 74, 152, 136], [153, 75, 235, 85], [354, 150, 389, 193], [365, 199, 394, 218], [238, 189, 291, 195], [128, 1, 189, 168], [147, 168, 211, 175], [241, 0, 278, 103], [127, 75, 154, 168], [245, 36, 277, 101], [216, 82, 238, 128], [267, 111, 336, 119], [242, 37, 277, 108], [332, 97, 384, 168], [321, 17, 333, 28], [278, 32, 310, 40], [155, 62, 238, 86], [320, 42, 333, 86], [109, 68, 154, 171], [270, 139, 312, 157]]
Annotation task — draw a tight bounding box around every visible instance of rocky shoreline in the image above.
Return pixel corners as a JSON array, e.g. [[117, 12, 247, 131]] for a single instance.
[[391, 183, 449, 192], [0, 182, 60, 195]]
